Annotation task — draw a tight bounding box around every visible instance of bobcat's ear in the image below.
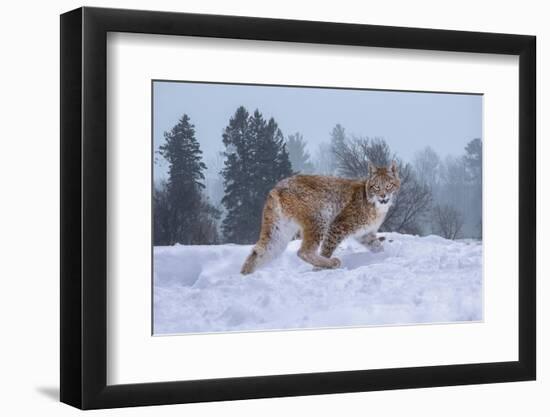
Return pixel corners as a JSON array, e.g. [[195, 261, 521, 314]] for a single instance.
[[368, 163, 376, 177], [390, 160, 399, 177]]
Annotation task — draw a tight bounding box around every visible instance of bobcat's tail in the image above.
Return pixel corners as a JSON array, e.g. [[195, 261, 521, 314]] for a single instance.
[[241, 191, 296, 275]]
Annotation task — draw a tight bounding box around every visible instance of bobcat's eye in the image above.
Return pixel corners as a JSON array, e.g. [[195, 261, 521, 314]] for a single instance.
[[373, 185, 380, 191], [386, 184, 393, 190]]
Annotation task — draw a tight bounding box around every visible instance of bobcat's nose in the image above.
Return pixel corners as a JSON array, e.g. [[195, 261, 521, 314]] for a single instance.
[[379, 195, 389, 204]]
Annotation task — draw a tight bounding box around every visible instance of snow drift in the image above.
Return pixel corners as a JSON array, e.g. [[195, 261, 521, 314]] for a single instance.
[[153, 233, 482, 334]]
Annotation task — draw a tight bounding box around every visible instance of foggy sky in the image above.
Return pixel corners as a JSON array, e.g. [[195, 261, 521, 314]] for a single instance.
[[153, 81, 482, 179]]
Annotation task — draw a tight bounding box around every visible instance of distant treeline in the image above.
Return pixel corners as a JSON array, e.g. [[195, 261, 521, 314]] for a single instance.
[[153, 107, 482, 246]]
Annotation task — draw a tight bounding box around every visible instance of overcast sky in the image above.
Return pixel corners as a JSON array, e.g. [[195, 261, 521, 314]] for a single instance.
[[153, 81, 482, 180]]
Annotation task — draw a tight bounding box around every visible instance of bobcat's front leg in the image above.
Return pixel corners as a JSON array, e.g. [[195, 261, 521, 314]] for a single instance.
[[358, 232, 385, 253], [298, 222, 341, 269], [320, 219, 352, 260]]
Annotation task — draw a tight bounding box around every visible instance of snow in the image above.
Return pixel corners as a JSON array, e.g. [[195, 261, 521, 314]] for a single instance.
[[153, 233, 482, 334]]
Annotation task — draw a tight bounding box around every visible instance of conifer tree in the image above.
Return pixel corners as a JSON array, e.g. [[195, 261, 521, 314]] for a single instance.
[[463, 138, 483, 237], [329, 124, 347, 174], [286, 132, 314, 173], [221, 107, 292, 243], [221, 106, 253, 243], [157, 114, 209, 245], [152, 181, 171, 245], [250, 113, 293, 231], [463, 138, 482, 185]]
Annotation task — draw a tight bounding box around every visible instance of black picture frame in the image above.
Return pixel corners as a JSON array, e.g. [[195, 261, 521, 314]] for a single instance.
[[60, 6, 536, 410]]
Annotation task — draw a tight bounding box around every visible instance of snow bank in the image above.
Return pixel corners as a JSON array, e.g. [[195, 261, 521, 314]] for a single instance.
[[153, 233, 482, 334]]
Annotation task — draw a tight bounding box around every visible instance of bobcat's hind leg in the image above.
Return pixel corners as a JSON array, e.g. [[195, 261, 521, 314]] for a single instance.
[[241, 247, 261, 275], [298, 224, 341, 269]]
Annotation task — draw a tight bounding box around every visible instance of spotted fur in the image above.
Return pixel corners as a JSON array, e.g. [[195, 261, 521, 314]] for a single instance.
[[241, 162, 401, 274]]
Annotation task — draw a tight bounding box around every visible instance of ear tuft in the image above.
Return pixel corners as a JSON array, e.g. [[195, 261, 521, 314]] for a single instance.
[[368, 163, 376, 177], [390, 160, 398, 177]]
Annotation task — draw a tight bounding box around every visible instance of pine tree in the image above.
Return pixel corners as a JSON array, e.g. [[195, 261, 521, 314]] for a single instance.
[[250, 114, 293, 229], [221, 107, 293, 243], [157, 114, 210, 245], [331, 124, 347, 148], [286, 132, 314, 173], [463, 138, 482, 185], [463, 138, 483, 238], [221, 106, 253, 243], [195, 197, 222, 244], [329, 124, 347, 174], [152, 181, 171, 245]]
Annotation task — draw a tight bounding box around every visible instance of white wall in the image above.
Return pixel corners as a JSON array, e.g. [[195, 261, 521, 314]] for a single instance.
[[0, 0, 545, 415]]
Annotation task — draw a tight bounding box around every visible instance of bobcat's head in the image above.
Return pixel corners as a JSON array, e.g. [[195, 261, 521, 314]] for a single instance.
[[366, 161, 401, 209]]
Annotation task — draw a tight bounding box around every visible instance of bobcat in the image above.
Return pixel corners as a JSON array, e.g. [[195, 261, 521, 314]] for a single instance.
[[241, 161, 401, 274]]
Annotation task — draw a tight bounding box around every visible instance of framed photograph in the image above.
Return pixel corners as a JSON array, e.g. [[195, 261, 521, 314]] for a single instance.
[[60, 6, 536, 409]]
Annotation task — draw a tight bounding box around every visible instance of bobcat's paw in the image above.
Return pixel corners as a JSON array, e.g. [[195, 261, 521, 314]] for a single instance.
[[312, 257, 341, 271], [328, 257, 341, 268]]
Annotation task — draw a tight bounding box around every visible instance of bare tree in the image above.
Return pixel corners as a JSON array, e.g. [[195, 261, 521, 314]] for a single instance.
[[382, 163, 432, 235], [314, 142, 335, 175], [413, 146, 441, 188], [365, 137, 392, 166], [332, 135, 431, 234], [332, 136, 370, 178], [442, 155, 468, 188], [332, 136, 390, 178], [433, 204, 464, 240], [440, 155, 468, 222]]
